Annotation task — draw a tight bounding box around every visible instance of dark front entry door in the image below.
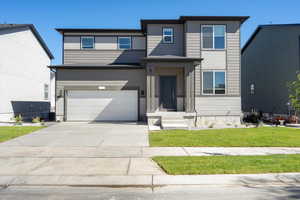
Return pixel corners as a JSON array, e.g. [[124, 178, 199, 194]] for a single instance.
[[159, 76, 177, 111]]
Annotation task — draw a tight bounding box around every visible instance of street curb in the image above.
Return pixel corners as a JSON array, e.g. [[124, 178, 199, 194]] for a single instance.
[[1, 173, 300, 187]]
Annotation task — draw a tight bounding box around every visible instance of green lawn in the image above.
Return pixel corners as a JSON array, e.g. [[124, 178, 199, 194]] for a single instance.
[[153, 154, 300, 175], [149, 127, 300, 147], [0, 126, 44, 143]]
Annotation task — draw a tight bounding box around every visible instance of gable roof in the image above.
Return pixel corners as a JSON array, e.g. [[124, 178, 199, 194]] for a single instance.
[[0, 24, 54, 59], [242, 23, 300, 54]]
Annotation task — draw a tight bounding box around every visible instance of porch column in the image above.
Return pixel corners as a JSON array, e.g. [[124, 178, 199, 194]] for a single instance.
[[185, 63, 195, 113], [146, 64, 156, 112]]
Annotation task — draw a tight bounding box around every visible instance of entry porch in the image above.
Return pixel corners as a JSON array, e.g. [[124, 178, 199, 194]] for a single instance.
[[142, 56, 202, 129]]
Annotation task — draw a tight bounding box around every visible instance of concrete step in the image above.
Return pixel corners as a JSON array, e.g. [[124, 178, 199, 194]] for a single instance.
[[161, 118, 188, 130], [161, 123, 189, 130], [161, 119, 186, 123]]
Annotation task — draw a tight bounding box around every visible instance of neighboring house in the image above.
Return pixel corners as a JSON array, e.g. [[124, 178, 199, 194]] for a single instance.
[[0, 24, 54, 122], [50, 16, 248, 128], [242, 24, 300, 115]]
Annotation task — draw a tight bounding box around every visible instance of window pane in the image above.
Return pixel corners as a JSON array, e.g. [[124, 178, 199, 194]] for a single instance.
[[214, 25, 225, 37], [215, 72, 225, 94], [81, 37, 94, 49], [118, 37, 131, 49], [119, 44, 131, 49], [164, 36, 172, 42], [215, 36, 225, 49], [203, 26, 213, 37], [203, 72, 214, 94], [163, 28, 173, 36], [202, 26, 213, 48], [214, 25, 225, 49]]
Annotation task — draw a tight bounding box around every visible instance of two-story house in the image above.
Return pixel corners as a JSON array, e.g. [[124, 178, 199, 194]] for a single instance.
[[242, 24, 300, 115], [50, 16, 249, 129]]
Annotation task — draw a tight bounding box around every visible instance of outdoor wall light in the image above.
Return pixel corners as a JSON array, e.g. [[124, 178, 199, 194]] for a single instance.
[[98, 86, 106, 90]]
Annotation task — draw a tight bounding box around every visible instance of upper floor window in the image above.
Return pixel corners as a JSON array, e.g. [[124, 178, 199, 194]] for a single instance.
[[202, 71, 226, 95], [118, 37, 131, 49], [44, 84, 49, 100], [81, 36, 94, 49], [162, 28, 174, 43], [202, 25, 226, 49]]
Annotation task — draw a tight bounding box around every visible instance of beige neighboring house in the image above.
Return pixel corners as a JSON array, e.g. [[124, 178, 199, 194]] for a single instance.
[[242, 24, 300, 115], [50, 16, 249, 129], [0, 24, 54, 122]]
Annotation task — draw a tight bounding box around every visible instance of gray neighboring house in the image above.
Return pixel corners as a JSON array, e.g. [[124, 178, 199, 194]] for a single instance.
[[242, 24, 300, 115], [50, 16, 249, 129]]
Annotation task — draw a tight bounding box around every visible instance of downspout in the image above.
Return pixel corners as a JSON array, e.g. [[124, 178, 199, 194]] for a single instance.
[[194, 64, 198, 127]]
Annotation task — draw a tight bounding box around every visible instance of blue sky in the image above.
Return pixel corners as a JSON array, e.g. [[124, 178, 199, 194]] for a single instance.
[[1, 0, 300, 64]]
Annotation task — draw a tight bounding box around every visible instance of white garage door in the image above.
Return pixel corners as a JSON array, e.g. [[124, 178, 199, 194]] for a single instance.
[[66, 90, 138, 121]]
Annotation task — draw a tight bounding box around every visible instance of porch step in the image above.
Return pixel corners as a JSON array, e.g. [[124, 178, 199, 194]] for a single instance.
[[161, 118, 188, 130]]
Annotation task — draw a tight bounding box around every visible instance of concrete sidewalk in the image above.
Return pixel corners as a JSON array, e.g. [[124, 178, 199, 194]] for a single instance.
[[0, 146, 300, 158], [0, 173, 300, 187]]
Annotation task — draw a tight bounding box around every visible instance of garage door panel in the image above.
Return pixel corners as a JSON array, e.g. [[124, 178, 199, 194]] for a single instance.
[[67, 90, 138, 121]]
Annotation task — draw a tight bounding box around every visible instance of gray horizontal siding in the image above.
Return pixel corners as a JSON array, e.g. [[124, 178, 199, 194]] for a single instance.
[[64, 50, 145, 64], [185, 21, 201, 58], [195, 97, 241, 116], [64, 36, 146, 50], [226, 21, 241, 95], [184, 21, 241, 97]]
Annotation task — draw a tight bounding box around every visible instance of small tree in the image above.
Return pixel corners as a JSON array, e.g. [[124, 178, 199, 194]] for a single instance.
[[287, 73, 300, 118]]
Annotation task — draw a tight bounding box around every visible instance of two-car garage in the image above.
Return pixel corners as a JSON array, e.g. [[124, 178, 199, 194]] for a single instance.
[[66, 90, 138, 121]]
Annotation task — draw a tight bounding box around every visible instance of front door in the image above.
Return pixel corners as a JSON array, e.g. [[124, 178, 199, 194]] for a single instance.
[[159, 76, 177, 111]]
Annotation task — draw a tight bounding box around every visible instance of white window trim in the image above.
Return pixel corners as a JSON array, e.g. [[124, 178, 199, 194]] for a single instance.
[[162, 27, 174, 43], [201, 25, 226, 50], [202, 70, 226, 95], [118, 36, 132, 50], [81, 36, 95, 49]]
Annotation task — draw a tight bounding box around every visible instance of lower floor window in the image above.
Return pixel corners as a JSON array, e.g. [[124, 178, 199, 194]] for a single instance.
[[202, 71, 226, 95]]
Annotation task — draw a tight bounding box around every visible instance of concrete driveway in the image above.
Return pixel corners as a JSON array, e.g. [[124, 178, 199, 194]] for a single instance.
[[0, 122, 149, 147], [0, 123, 165, 177]]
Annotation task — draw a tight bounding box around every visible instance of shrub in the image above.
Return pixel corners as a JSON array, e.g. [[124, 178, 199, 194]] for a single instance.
[[243, 112, 260, 124], [12, 114, 23, 125], [32, 117, 41, 123]]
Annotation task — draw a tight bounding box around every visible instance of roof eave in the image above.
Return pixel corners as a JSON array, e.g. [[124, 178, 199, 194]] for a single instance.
[[0, 24, 54, 59], [55, 28, 142, 34], [179, 16, 250, 24], [242, 26, 262, 53]]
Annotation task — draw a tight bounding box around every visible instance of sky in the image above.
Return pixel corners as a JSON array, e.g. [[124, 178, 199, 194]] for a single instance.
[[1, 0, 300, 64]]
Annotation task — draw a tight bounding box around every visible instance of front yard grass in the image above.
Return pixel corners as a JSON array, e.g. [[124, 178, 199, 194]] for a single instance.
[[153, 154, 300, 175], [149, 127, 300, 147], [0, 126, 44, 143]]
